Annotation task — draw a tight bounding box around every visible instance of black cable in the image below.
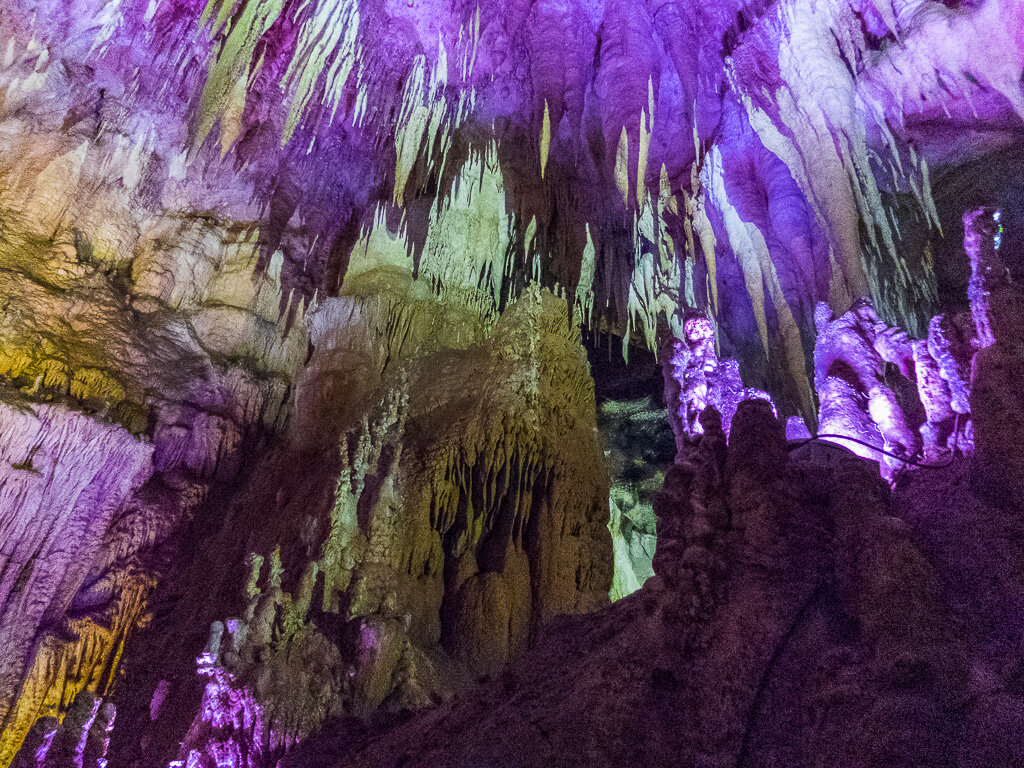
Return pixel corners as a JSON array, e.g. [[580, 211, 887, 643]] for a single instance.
[[786, 414, 963, 470], [737, 579, 826, 766]]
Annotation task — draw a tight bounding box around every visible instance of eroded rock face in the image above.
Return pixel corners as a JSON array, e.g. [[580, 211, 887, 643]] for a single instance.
[[98, 286, 611, 767], [0, 404, 151, 764], [302, 389, 1024, 767]]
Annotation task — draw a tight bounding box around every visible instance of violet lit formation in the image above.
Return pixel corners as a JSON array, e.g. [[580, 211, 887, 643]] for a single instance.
[[0, 0, 1023, 765]]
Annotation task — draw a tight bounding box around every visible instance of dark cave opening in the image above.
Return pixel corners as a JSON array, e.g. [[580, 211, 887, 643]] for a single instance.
[[583, 330, 675, 599]]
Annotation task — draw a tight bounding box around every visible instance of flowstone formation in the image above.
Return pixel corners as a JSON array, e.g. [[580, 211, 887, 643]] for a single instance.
[[0, 0, 1023, 765], [0, 104, 308, 761], [296, 232, 1024, 765], [0, 405, 151, 762], [104, 282, 610, 767]]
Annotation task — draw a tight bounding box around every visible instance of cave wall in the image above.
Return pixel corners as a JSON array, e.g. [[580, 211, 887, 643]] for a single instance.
[[0, 39, 615, 758], [0, 0, 1022, 764], [295, 215, 1024, 768], [101, 282, 611, 766]]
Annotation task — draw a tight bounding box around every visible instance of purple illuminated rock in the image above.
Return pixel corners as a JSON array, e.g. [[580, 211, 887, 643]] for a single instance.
[[965, 207, 1024, 506], [0, 404, 151, 760], [0, 0, 1023, 764], [813, 300, 920, 477], [661, 315, 773, 452]]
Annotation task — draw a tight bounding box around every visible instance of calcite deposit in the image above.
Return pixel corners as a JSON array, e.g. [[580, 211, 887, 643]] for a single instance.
[[298, 249, 1024, 765], [0, 0, 1023, 765], [107, 285, 612, 767], [0, 404, 151, 762], [598, 396, 674, 600]]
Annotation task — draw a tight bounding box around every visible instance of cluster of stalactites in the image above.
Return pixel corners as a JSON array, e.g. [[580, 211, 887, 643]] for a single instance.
[[181, 1, 906, 361], [9, 0, 1022, 420]]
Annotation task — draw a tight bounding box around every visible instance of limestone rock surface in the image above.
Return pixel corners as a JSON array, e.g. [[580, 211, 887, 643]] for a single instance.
[[0, 403, 151, 764], [296, 390, 1024, 768], [102, 286, 612, 768]]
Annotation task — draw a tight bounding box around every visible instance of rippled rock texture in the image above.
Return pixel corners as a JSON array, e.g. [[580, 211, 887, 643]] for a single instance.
[[0, 405, 151, 763], [0, 0, 1023, 765], [301, 390, 1024, 767]]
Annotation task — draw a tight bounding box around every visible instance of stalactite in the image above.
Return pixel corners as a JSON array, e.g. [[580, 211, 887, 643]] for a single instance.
[[195, 0, 286, 150], [2, 1, 1024, 762], [281, 0, 361, 144], [144, 284, 609, 765], [703, 146, 814, 418]]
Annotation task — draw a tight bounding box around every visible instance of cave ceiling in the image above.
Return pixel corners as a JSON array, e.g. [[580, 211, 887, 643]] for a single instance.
[[1, 0, 1022, 411]]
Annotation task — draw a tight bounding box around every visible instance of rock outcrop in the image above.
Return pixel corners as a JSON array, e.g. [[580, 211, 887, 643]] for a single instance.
[[0, 404, 151, 764], [102, 285, 611, 767], [299, 383, 1024, 767], [285, 214, 1024, 768]]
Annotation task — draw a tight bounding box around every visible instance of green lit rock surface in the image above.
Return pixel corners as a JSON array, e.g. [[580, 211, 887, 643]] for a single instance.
[[598, 397, 674, 601]]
